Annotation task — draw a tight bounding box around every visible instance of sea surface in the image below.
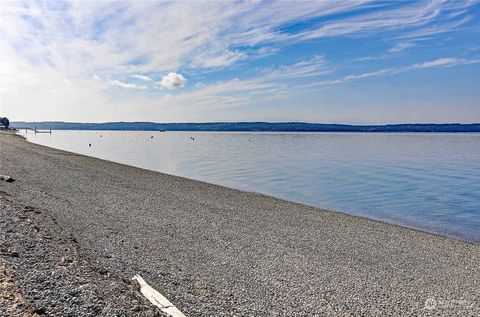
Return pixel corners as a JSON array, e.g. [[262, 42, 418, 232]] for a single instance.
[[19, 130, 480, 242]]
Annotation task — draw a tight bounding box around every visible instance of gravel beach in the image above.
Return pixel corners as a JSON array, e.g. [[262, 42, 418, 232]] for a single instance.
[[1, 132, 479, 316]]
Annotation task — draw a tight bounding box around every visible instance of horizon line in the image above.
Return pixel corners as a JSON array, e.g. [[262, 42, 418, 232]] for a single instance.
[[10, 121, 480, 126]]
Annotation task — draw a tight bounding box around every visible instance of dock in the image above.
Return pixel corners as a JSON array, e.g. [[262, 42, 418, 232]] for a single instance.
[[16, 127, 52, 134]]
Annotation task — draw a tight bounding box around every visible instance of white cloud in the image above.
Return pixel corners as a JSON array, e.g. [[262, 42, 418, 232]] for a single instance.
[[131, 74, 152, 81], [412, 57, 464, 69], [100, 78, 280, 121], [308, 57, 480, 87], [156, 78, 280, 113], [111, 80, 146, 89], [158, 73, 187, 89], [254, 47, 279, 58], [397, 15, 472, 40], [296, 0, 475, 41], [356, 41, 417, 61], [262, 55, 331, 80], [1, 0, 473, 81], [191, 50, 245, 68], [389, 42, 416, 53]]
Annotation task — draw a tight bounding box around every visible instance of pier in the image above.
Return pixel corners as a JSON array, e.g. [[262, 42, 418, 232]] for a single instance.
[[17, 126, 52, 134]]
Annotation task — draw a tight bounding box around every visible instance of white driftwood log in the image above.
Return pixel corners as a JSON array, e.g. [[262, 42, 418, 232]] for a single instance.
[[132, 274, 186, 317]]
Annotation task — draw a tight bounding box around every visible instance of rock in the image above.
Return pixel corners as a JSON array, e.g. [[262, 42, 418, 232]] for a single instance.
[[23, 206, 35, 213], [131, 304, 141, 312], [32, 306, 47, 314], [131, 278, 141, 291], [0, 175, 15, 182], [0, 250, 20, 257]]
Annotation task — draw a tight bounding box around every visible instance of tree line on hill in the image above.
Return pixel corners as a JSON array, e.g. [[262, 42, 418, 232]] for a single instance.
[[11, 121, 480, 132]]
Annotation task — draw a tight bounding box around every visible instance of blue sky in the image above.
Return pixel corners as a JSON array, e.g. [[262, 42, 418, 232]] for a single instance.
[[1, 0, 479, 123]]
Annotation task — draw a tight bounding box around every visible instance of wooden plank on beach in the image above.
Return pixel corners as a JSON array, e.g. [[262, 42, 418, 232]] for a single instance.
[[132, 275, 187, 317]]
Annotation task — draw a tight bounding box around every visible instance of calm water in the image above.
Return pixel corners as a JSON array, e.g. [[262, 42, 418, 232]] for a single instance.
[[19, 130, 480, 242]]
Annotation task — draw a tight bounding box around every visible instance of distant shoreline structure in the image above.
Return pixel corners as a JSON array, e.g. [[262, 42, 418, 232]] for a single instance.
[[11, 121, 480, 132]]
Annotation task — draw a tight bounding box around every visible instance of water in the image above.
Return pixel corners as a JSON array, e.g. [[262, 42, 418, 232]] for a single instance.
[[19, 130, 480, 242]]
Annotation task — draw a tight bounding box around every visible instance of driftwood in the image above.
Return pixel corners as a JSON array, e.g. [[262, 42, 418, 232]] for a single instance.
[[132, 275, 186, 317], [0, 175, 15, 182]]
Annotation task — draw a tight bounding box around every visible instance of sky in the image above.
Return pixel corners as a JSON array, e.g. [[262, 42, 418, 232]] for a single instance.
[[1, 0, 479, 124]]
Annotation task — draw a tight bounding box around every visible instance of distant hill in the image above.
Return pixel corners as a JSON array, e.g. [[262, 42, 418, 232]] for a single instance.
[[11, 121, 480, 132]]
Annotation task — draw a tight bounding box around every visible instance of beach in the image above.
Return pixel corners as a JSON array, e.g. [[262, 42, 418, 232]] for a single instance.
[[1, 131, 479, 316]]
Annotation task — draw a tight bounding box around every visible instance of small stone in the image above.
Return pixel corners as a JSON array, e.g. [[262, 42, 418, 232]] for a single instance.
[[131, 278, 141, 291], [98, 268, 109, 275], [33, 307, 46, 314], [131, 305, 141, 312]]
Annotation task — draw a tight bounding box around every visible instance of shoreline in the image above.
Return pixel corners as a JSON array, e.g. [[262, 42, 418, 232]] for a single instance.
[[1, 131, 479, 315], [17, 129, 479, 244]]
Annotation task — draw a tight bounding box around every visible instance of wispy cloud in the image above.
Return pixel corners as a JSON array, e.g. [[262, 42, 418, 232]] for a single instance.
[[411, 57, 477, 68], [294, 1, 476, 41], [131, 74, 153, 81], [397, 14, 473, 39], [389, 42, 416, 53], [2, 0, 474, 78], [355, 41, 417, 61], [191, 50, 245, 68], [313, 57, 480, 87], [111, 80, 146, 89], [262, 55, 331, 80]]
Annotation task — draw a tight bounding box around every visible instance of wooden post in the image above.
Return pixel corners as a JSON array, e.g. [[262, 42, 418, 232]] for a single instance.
[[50, 127, 52, 134], [34, 126, 37, 134]]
